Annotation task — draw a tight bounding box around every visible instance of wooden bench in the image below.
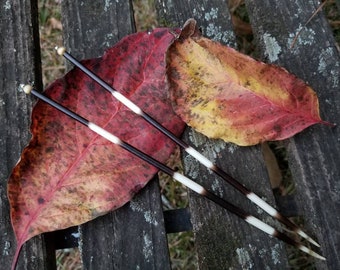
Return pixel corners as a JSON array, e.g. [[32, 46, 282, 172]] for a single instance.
[[1, 0, 339, 269]]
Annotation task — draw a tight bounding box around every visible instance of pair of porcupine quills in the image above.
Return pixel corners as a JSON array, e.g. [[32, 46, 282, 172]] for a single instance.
[[21, 46, 325, 260]]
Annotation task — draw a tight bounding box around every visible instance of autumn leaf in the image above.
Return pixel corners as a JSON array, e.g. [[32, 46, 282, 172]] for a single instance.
[[167, 19, 327, 146], [8, 27, 185, 261]]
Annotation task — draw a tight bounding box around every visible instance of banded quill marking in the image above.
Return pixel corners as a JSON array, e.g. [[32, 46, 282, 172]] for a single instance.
[[245, 216, 325, 261], [22, 84, 325, 260], [56, 47, 320, 247]]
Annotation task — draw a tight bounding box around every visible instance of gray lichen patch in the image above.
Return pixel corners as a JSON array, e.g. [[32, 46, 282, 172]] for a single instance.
[[3, 0, 11, 10], [2, 240, 11, 256], [143, 210, 159, 226], [206, 23, 235, 45], [101, 33, 116, 49], [188, 129, 208, 147], [235, 242, 282, 268], [211, 178, 224, 197], [188, 130, 227, 163], [130, 200, 159, 226], [318, 47, 340, 88], [185, 130, 228, 180], [192, 6, 235, 45], [257, 243, 282, 265], [227, 143, 238, 154], [204, 7, 219, 21], [104, 0, 113, 12], [287, 25, 316, 49], [270, 243, 282, 265], [236, 247, 254, 269], [183, 154, 200, 179], [142, 231, 153, 262], [262, 33, 282, 62]]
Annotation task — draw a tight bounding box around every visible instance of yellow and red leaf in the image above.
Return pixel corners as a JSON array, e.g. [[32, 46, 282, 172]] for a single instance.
[[167, 19, 326, 146]]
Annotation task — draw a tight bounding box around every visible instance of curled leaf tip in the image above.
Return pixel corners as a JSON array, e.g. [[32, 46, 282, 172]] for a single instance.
[[180, 19, 202, 40]]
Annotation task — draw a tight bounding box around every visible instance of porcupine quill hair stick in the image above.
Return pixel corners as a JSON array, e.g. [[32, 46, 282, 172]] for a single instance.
[[56, 46, 320, 247], [22, 84, 325, 260]]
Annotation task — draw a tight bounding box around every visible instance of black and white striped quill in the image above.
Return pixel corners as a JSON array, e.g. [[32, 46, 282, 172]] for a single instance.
[[55, 46, 320, 248], [21, 84, 325, 260]]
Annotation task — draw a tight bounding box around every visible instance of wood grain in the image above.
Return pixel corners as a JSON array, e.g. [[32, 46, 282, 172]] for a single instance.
[[246, 0, 340, 268], [0, 0, 55, 269]]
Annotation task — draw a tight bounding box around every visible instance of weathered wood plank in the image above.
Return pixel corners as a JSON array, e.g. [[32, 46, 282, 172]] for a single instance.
[[156, 1, 290, 269], [246, 1, 340, 269], [79, 179, 170, 269], [156, 0, 236, 47], [0, 0, 56, 269], [61, 1, 170, 269], [61, 0, 136, 60]]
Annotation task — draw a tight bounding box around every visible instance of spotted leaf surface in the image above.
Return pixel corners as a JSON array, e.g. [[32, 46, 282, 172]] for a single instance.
[[167, 19, 326, 146], [8, 28, 185, 253]]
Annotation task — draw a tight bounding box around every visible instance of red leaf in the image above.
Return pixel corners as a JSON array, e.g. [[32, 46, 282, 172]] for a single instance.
[[8, 28, 185, 260], [167, 19, 328, 146]]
